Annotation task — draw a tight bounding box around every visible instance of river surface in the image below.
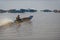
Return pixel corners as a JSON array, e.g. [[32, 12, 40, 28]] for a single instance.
[[0, 12, 60, 40]]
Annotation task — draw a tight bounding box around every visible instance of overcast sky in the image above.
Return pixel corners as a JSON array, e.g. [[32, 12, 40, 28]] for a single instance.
[[0, 0, 60, 10], [0, 0, 60, 1]]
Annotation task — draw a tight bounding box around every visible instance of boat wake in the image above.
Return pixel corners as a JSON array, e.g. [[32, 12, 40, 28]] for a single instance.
[[0, 19, 13, 27]]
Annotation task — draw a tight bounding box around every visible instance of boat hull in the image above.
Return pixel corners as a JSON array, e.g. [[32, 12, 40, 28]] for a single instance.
[[14, 16, 33, 23]]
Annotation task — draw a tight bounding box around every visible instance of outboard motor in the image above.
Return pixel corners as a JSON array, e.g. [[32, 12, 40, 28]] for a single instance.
[[29, 16, 33, 19]]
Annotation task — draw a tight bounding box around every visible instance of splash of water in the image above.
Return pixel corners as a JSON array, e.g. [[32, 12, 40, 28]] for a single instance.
[[0, 18, 13, 26]]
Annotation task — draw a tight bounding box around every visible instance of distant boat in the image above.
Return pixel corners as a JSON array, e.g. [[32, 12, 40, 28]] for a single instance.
[[14, 16, 33, 23]]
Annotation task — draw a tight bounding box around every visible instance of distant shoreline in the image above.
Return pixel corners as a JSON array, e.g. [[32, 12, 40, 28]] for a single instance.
[[0, 9, 60, 13], [0, 9, 37, 13]]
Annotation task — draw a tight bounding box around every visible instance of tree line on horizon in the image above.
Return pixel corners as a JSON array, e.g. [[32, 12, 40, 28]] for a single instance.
[[0, 9, 37, 13], [0, 9, 60, 13]]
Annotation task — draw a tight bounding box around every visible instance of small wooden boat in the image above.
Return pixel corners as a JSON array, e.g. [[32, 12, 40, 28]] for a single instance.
[[14, 16, 33, 23]]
